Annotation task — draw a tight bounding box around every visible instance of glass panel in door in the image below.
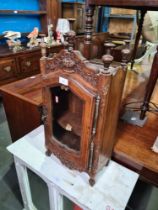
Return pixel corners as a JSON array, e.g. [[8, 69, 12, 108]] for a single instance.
[[51, 86, 83, 152]]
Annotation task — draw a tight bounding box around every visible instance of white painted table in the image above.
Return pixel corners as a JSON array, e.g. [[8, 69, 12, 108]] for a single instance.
[[7, 126, 139, 210]]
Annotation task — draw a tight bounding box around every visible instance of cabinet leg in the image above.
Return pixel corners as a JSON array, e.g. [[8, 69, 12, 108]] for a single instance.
[[89, 177, 95, 186], [14, 157, 38, 210], [45, 149, 52, 157], [106, 159, 110, 166]]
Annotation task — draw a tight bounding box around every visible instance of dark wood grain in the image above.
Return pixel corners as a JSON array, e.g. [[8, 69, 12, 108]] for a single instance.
[[0, 75, 42, 141], [86, 0, 158, 10]]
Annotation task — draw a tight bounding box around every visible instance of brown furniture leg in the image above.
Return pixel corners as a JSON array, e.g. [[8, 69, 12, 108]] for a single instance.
[[130, 10, 147, 69], [83, 6, 94, 59], [140, 46, 158, 119]]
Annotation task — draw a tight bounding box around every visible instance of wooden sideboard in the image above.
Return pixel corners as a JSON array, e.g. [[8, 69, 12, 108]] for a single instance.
[[0, 0, 62, 86], [0, 45, 63, 86]]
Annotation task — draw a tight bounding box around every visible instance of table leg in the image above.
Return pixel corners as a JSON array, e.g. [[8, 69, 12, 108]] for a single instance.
[[140, 46, 158, 119], [84, 6, 94, 59], [47, 183, 63, 210], [14, 157, 38, 210], [131, 10, 147, 69]]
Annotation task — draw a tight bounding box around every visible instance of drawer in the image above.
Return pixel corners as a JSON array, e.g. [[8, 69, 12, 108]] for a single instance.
[[48, 45, 63, 56], [18, 52, 41, 75], [0, 58, 16, 80]]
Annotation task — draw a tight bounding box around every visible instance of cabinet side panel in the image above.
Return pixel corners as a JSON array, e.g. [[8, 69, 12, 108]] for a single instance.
[[1, 92, 41, 142], [98, 67, 127, 169]]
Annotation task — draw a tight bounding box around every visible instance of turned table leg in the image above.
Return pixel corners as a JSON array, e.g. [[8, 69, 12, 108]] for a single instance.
[[140, 46, 158, 119], [130, 10, 147, 69], [84, 6, 94, 59]]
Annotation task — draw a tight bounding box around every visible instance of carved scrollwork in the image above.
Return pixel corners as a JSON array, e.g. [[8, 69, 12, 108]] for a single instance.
[[44, 50, 99, 87], [62, 57, 75, 68], [52, 149, 83, 171], [45, 50, 82, 72], [99, 83, 110, 108]]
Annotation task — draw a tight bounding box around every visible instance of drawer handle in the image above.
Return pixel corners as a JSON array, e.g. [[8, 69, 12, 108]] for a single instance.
[[25, 61, 31, 67], [4, 66, 12, 72]]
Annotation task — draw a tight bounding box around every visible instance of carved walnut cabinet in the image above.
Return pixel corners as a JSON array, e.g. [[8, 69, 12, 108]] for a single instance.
[[40, 35, 129, 185]]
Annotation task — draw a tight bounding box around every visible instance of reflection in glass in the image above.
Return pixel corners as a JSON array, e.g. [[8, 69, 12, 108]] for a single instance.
[[51, 86, 83, 152]]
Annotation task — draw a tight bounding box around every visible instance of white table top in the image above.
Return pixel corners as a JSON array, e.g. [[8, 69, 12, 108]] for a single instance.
[[7, 125, 139, 210]]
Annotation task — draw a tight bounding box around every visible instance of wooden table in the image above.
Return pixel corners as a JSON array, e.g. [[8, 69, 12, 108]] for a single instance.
[[1, 69, 158, 187], [0, 74, 42, 141], [86, 0, 158, 9], [84, 0, 158, 130], [115, 67, 158, 187], [84, 0, 158, 64]]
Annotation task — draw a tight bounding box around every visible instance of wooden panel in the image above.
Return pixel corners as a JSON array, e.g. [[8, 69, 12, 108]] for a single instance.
[[111, 8, 136, 15], [2, 91, 41, 142], [0, 58, 16, 81], [0, 74, 42, 105], [109, 19, 134, 34], [62, 2, 98, 34], [75, 32, 109, 59], [0, 74, 42, 141], [18, 52, 41, 76]]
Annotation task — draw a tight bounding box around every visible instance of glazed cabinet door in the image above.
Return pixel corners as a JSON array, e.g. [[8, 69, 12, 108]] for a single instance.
[[43, 75, 97, 171]]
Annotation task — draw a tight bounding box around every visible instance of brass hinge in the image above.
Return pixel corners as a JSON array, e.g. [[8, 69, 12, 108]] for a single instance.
[[88, 95, 100, 172]]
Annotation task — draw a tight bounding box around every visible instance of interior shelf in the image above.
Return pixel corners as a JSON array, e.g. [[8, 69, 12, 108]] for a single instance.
[[0, 10, 47, 15], [57, 111, 82, 137]]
